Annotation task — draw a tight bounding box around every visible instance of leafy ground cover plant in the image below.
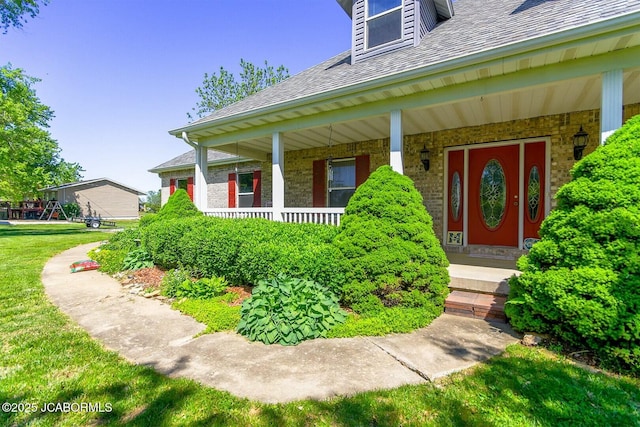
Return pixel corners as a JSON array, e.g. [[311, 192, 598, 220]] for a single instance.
[[333, 165, 449, 329], [160, 269, 229, 300], [173, 295, 241, 334], [175, 276, 229, 300], [507, 114, 640, 374], [122, 248, 154, 271], [237, 275, 346, 345]]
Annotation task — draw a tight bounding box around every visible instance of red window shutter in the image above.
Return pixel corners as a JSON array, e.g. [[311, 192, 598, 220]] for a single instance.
[[252, 170, 261, 207], [312, 159, 326, 207], [187, 177, 194, 201], [228, 173, 236, 208], [355, 154, 370, 187], [169, 179, 176, 195]]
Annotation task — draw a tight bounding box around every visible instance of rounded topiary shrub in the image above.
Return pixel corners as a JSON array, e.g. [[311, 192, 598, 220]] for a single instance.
[[506, 114, 640, 374], [156, 188, 201, 221], [333, 165, 449, 318]]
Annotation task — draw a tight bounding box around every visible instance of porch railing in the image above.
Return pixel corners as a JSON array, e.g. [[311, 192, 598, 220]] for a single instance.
[[202, 207, 345, 226], [281, 208, 344, 226], [203, 208, 274, 221]]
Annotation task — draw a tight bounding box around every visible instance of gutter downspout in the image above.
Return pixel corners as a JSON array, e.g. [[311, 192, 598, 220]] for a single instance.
[[181, 131, 197, 148]]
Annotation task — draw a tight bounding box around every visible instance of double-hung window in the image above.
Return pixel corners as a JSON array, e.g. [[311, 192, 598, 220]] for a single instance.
[[237, 172, 254, 208], [328, 158, 356, 207], [366, 0, 403, 49], [176, 178, 189, 192]]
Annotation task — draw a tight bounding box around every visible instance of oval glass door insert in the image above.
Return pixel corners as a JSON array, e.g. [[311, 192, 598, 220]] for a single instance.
[[451, 172, 461, 221], [527, 166, 541, 221], [480, 159, 506, 229]]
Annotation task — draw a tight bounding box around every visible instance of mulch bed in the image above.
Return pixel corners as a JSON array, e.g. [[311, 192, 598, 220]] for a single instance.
[[127, 267, 165, 288], [118, 268, 253, 305], [226, 286, 252, 306]]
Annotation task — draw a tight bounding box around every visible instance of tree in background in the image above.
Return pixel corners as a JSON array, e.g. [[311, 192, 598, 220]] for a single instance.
[[188, 59, 289, 120], [0, 0, 49, 34], [0, 64, 83, 200], [145, 190, 161, 212]]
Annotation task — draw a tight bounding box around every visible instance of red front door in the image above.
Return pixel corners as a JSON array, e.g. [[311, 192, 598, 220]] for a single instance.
[[468, 145, 519, 246]]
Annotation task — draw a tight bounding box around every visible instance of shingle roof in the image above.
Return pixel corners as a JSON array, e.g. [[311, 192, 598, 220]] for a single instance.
[[40, 178, 146, 196], [179, 0, 640, 130], [148, 148, 245, 173]]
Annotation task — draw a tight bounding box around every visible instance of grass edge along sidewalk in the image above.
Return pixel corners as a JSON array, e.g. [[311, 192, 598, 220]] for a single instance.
[[0, 223, 638, 426]]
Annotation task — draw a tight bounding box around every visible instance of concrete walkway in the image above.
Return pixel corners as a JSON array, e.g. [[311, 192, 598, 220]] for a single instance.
[[42, 243, 521, 403]]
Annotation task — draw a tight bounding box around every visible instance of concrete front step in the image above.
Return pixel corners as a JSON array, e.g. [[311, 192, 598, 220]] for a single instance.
[[447, 263, 519, 296], [445, 290, 507, 322]]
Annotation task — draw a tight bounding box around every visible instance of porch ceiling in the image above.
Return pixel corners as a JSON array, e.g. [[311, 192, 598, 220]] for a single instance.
[[191, 31, 640, 159], [205, 67, 640, 160]]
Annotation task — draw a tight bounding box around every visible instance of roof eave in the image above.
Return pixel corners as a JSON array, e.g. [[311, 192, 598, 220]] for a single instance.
[[169, 10, 640, 138], [40, 178, 146, 196], [148, 156, 253, 174]]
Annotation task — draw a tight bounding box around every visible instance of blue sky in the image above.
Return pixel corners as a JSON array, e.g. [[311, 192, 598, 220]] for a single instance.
[[1, 0, 352, 194]]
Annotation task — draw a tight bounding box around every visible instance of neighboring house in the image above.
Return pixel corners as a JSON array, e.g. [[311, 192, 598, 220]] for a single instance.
[[149, 149, 264, 208], [159, 0, 640, 259], [41, 178, 145, 219]]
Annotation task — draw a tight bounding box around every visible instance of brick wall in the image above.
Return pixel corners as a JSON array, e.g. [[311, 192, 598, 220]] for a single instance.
[[283, 139, 389, 207], [158, 103, 640, 241], [280, 104, 640, 239], [159, 161, 263, 208]]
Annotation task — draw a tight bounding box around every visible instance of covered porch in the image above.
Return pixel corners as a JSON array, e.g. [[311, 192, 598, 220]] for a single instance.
[[170, 13, 640, 256]]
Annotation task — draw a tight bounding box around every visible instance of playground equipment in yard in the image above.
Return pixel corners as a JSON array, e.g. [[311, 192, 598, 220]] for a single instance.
[[39, 201, 69, 221]]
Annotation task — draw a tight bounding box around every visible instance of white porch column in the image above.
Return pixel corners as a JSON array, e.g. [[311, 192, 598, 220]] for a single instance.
[[194, 144, 208, 210], [390, 109, 404, 173], [601, 70, 623, 144], [272, 132, 284, 221]]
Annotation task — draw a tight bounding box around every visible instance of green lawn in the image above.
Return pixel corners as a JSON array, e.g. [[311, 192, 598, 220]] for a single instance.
[[1, 223, 638, 426]]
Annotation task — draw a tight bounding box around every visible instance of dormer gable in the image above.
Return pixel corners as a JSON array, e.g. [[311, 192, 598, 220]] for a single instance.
[[337, 0, 454, 63]]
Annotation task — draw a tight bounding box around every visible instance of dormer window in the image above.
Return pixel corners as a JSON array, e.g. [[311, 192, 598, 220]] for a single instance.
[[366, 0, 403, 49], [341, 0, 454, 64]]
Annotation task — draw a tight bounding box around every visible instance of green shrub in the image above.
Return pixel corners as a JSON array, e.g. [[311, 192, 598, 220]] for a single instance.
[[334, 165, 449, 316], [156, 189, 201, 221], [141, 216, 209, 270], [100, 228, 141, 251], [62, 203, 80, 218], [87, 228, 144, 274], [177, 217, 247, 283], [506, 114, 640, 374], [237, 275, 346, 346], [122, 248, 154, 271], [173, 297, 241, 334], [143, 216, 345, 291], [87, 247, 127, 274], [139, 213, 157, 227]]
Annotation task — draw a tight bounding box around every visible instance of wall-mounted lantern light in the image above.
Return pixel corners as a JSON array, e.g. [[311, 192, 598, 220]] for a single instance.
[[573, 125, 589, 161], [420, 146, 430, 171]]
